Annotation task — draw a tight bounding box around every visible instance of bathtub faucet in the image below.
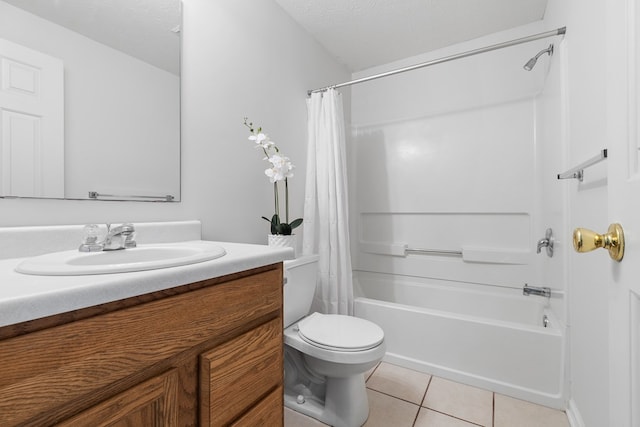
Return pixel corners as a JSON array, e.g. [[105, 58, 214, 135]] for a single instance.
[[536, 228, 554, 257], [523, 284, 551, 298]]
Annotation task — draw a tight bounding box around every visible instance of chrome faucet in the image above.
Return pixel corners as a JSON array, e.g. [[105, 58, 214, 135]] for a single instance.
[[536, 238, 550, 253], [103, 223, 137, 251], [79, 223, 137, 252], [536, 228, 554, 257]]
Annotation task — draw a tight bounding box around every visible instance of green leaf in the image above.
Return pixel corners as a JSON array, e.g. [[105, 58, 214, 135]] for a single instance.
[[289, 218, 303, 230], [270, 214, 280, 235], [279, 223, 292, 235]]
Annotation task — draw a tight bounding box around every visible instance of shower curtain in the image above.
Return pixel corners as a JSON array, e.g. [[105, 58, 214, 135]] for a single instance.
[[303, 89, 353, 315]]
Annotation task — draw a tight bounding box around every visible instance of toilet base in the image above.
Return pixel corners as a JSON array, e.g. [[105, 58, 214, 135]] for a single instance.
[[284, 346, 369, 427], [284, 374, 369, 427]]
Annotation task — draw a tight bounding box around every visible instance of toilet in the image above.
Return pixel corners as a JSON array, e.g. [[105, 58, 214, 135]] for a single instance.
[[283, 255, 386, 427]]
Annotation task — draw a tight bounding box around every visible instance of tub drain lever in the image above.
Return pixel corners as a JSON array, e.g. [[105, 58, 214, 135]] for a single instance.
[[523, 284, 551, 298]]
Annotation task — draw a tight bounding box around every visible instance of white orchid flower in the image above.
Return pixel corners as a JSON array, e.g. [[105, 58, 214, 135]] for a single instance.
[[249, 132, 275, 149], [265, 154, 294, 183], [244, 118, 303, 234]]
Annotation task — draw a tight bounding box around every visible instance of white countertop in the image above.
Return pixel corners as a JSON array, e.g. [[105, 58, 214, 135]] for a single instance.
[[0, 241, 292, 328]]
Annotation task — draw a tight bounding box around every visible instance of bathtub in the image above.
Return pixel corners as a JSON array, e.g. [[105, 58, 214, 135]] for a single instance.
[[353, 272, 565, 408]]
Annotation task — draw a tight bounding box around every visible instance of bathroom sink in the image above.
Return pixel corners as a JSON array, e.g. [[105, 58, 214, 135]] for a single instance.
[[15, 241, 226, 276]]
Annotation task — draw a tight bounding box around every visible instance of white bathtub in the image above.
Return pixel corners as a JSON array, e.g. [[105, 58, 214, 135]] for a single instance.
[[354, 272, 565, 408]]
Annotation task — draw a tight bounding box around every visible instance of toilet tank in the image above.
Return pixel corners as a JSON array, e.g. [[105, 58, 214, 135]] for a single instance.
[[283, 254, 319, 328]]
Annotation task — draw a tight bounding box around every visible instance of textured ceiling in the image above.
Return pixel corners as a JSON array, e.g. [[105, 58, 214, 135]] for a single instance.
[[2, 0, 180, 75], [274, 0, 548, 71]]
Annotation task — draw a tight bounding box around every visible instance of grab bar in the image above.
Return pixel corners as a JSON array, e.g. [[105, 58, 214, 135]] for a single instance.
[[405, 247, 462, 256], [88, 191, 175, 202], [557, 149, 607, 182], [359, 243, 528, 264], [523, 284, 551, 298]]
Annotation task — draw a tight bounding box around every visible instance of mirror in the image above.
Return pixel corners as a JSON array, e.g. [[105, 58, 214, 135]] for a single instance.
[[0, 0, 181, 201]]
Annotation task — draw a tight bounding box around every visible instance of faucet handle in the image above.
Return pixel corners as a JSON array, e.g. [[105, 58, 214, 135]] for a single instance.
[[536, 228, 554, 257], [82, 224, 100, 243], [78, 224, 104, 252], [536, 238, 549, 253]]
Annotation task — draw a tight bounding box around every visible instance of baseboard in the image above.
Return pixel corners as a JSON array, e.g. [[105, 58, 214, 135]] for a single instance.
[[566, 398, 586, 427]]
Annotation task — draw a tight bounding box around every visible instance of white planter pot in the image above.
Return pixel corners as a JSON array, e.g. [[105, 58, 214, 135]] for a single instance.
[[268, 234, 297, 258]]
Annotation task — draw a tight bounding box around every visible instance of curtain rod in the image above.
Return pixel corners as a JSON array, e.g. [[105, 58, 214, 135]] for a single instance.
[[307, 26, 566, 96]]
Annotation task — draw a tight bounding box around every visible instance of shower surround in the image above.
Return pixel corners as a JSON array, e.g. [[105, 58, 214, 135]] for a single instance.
[[348, 22, 567, 407]]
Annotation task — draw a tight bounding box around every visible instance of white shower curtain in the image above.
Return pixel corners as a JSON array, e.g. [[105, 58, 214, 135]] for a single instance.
[[303, 89, 353, 315]]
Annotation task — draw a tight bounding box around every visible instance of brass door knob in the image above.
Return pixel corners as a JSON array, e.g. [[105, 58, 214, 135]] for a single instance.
[[573, 223, 625, 262]]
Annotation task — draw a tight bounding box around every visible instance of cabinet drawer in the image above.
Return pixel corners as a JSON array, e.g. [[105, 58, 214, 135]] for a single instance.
[[200, 318, 283, 426]]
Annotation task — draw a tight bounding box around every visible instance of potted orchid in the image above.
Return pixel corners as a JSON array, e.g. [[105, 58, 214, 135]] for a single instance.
[[244, 118, 303, 242]]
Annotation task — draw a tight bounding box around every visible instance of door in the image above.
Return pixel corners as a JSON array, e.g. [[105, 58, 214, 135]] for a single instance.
[[606, 1, 640, 426], [0, 38, 64, 198]]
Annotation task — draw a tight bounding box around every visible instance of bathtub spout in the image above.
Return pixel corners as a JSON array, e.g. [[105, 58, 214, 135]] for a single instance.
[[523, 284, 551, 298]]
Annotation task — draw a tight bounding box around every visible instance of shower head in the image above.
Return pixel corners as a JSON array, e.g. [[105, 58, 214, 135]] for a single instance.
[[523, 44, 554, 71], [523, 57, 538, 71]]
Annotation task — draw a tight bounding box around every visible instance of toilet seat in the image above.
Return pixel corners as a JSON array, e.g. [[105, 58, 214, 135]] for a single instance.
[[297, 313, 384, 352]]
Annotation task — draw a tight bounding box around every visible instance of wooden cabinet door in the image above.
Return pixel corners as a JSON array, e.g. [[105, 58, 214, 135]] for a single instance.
[[230, 386, 283, 427], [200, 318, 283, 426], [58, 369, 178, 427]]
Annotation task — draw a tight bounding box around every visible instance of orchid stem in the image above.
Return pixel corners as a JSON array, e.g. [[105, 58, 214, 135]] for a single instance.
[[273, 182, 279, 219], [285, 178, 289, 223]]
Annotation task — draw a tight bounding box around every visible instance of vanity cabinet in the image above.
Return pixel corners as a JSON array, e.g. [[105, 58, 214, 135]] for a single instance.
[[0, 264, 284, 426]]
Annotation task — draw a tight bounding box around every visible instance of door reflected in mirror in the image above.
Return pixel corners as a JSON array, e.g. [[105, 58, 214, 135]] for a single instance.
[[0, 0, 181, 201]]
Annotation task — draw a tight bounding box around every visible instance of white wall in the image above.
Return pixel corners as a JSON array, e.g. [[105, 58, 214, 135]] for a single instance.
[[0, 1, 180, 200], [543, 1, 610, 426], [0, 0, 349, 249], [180, 0, 349, 244], [350, 23, 553, 289]]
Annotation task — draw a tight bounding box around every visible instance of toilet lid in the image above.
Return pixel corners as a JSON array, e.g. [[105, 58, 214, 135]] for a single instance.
[[297, 313, 384, 351]]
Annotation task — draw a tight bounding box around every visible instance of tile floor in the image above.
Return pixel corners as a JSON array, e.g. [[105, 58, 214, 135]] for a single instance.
[[284, 362, 570, 427]]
